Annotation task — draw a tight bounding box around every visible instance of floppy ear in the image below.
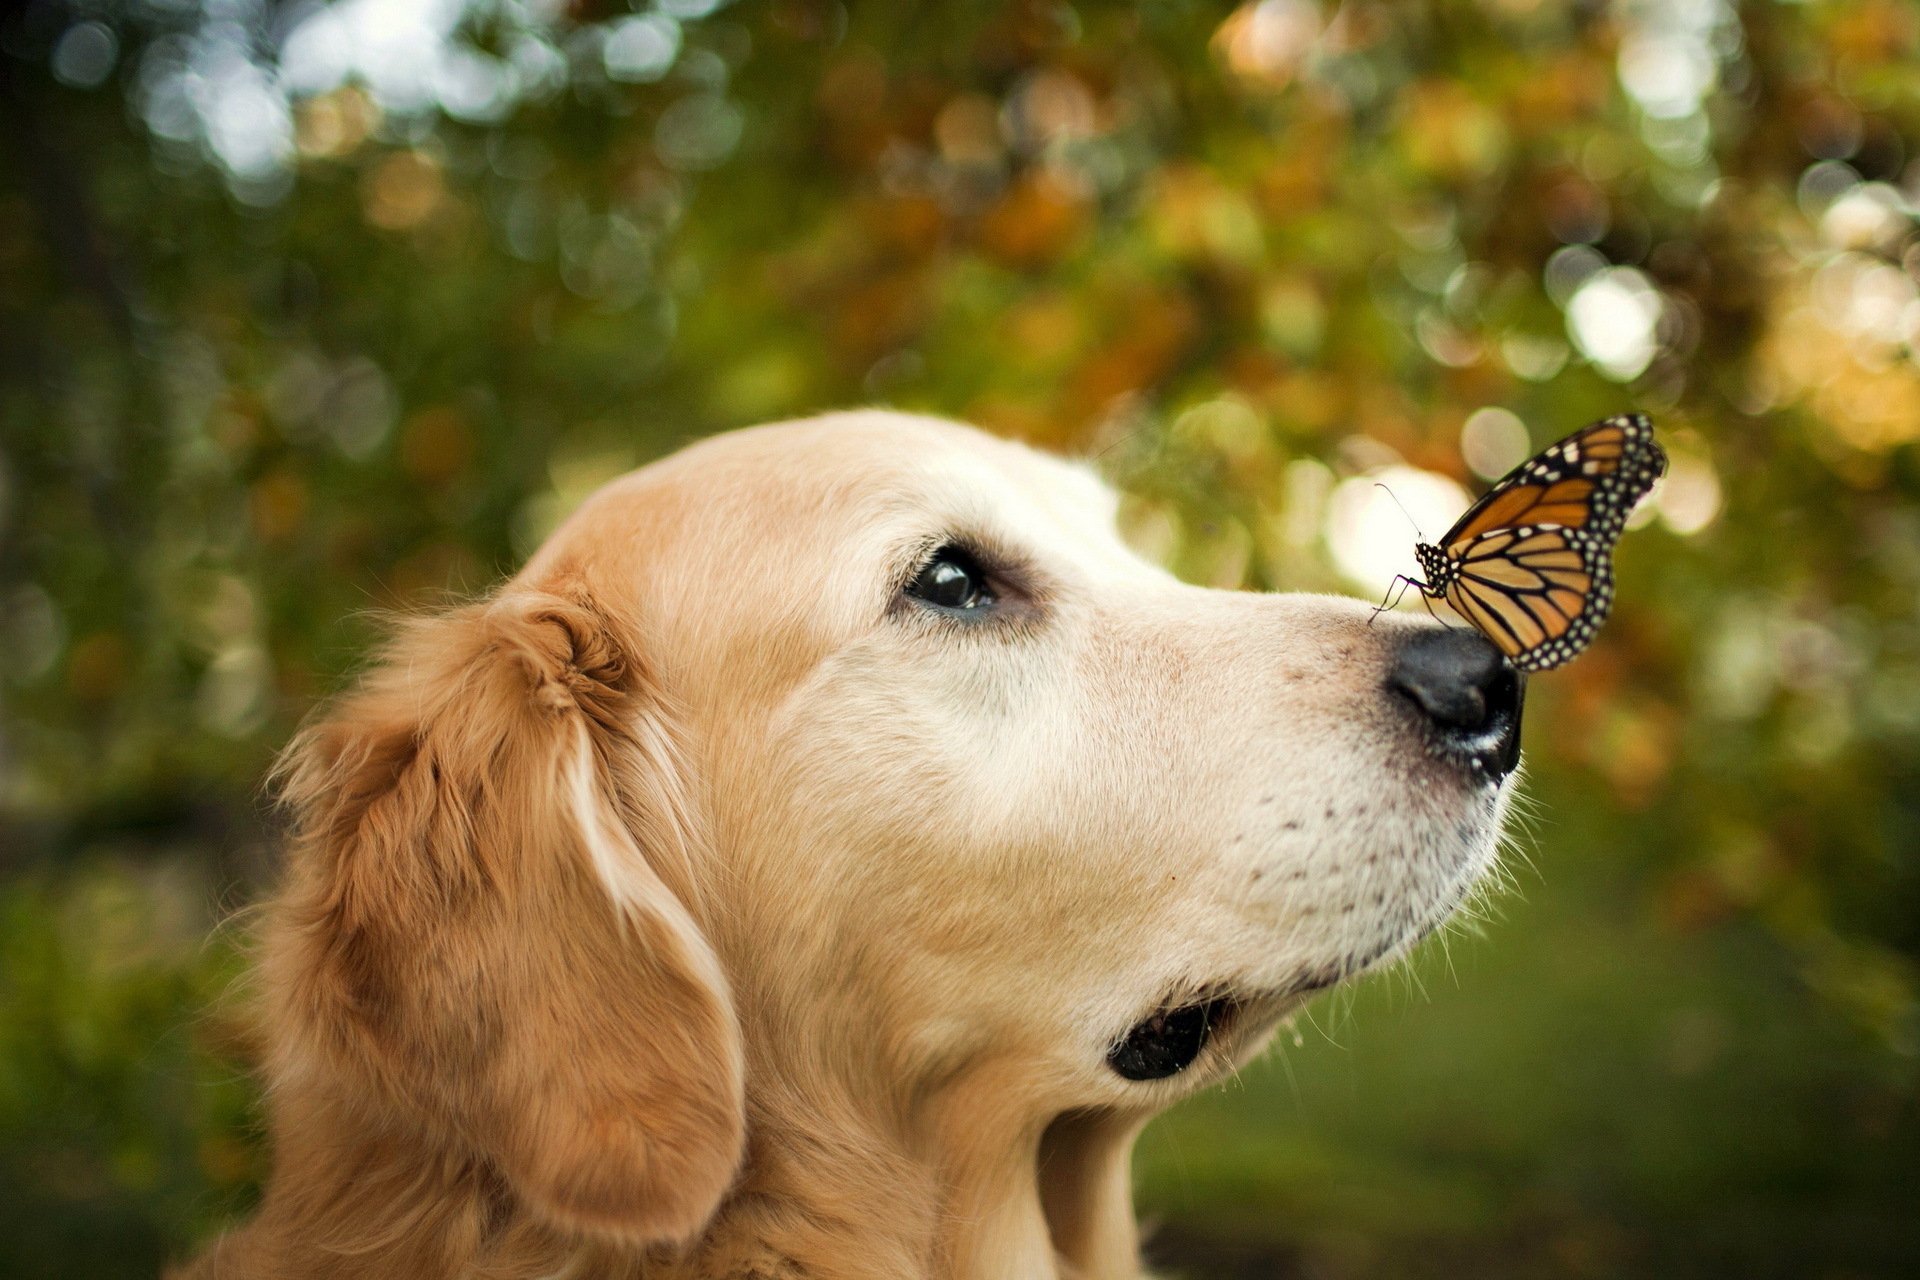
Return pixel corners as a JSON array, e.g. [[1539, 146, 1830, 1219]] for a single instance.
[[265, 587, 744, 1245]]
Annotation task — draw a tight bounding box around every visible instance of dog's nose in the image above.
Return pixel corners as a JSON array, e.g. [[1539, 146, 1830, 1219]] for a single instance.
[[1389, 628, 1524, 777]]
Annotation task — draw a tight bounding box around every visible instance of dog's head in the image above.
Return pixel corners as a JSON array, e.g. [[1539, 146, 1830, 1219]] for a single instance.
[[262, 411, 1519, 1272]]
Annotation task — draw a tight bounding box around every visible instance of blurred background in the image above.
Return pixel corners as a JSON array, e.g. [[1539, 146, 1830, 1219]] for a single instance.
[[2, 0, 1917, 1275]]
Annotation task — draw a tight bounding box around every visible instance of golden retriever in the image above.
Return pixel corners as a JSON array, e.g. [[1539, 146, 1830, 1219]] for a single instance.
[[179, 411, 1523, 1279]]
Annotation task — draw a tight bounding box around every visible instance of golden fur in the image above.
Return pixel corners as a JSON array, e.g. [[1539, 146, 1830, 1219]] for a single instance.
[[179, 412, 1512, 1279]]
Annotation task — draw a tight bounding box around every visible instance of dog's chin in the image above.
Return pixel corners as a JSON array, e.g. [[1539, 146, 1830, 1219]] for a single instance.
[[1107, 765, 1514, 1093], [1134, 803, 1509, 1086]]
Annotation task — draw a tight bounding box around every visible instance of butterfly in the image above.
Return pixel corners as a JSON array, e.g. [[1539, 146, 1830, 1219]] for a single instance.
[[1394, 413, 1667, 672]]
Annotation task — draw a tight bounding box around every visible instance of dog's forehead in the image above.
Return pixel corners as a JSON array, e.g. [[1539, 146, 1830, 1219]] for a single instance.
[[873, 432, 1119, 544], [664, 413, 1133, 562], [835, 424, 1160, 587], [527, 414, 1175, 627]]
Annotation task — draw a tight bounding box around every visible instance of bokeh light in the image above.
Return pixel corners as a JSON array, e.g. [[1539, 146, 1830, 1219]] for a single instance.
[[1567, 266, 1665, 381], [1325, 466, 1471, 597], [1459, 407, 1533, 481]]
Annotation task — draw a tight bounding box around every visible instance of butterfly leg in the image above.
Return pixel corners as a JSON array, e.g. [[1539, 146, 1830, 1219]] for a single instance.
[[1369, 575, 1422, 625], [1382, 574, 1455, 628]]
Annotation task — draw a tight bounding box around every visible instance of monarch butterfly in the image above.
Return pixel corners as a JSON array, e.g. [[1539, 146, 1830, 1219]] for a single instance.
[[1397, 413, 1666, 672]]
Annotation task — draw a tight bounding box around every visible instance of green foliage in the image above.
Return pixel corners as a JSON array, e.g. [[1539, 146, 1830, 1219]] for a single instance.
[[0, 865, 257, 1276], [2, 0, 1918, 1274]]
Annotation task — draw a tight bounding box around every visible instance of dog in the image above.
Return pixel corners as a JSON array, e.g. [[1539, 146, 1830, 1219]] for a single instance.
[[178, 410, 1523, 1278]]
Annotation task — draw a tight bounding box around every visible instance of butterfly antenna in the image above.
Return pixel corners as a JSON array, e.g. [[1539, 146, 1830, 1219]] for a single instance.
[[1374, 482, 1426, 541]]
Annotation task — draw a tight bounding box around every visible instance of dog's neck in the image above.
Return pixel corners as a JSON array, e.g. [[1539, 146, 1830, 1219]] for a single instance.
[[211, 1041, 1148, 1280], [668, 1050, 1150, 1280]]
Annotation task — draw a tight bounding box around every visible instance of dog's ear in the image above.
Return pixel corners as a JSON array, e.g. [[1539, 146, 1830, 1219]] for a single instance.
[[265, 587, 744, 1245]]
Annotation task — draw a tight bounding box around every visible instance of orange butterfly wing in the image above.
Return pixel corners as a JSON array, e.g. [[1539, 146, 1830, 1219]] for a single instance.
[[1420, 414, 1665, 671], [1442, 526, 1607, 670], [1443, 417, 1645, 545]]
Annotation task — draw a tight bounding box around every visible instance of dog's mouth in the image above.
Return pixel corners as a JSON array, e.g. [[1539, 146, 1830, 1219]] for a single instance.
[[1105, 964, 1359, 1082], [1105, 995, 1241, 1080]]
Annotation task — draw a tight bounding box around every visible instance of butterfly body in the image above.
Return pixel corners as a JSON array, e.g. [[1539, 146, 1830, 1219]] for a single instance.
[[1408, 413, 1665, 672]]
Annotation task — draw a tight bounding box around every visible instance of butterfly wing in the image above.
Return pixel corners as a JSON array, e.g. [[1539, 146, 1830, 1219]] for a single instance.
[[1440, 412, 1666, 546], [1428, 413, 1665, 670], [1440, 524, 1611, 671]]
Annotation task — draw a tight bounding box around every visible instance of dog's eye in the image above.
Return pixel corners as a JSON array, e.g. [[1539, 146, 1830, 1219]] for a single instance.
[[908, 548, 994, 612]]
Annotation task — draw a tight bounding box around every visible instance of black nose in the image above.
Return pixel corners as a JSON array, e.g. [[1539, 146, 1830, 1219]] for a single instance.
[[1389, 628, 1525, 778]]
